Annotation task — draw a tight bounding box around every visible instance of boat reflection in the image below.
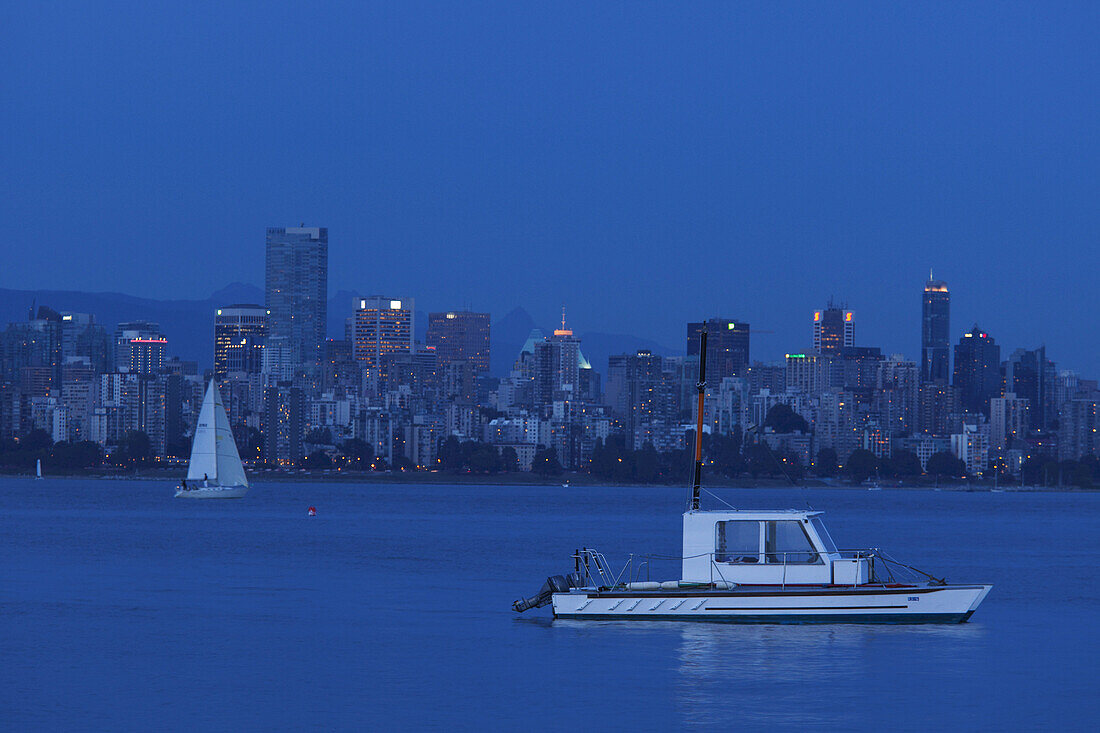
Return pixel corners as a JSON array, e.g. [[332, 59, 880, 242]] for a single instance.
[[549, 618, 986, 728]]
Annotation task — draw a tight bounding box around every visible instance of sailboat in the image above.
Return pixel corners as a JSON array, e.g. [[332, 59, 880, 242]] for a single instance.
[[175, 380, 249, 499], [35, 459, 43, 480]]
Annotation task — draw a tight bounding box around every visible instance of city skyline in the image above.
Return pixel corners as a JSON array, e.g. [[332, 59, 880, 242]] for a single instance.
[[3, 4, 1098, 372]]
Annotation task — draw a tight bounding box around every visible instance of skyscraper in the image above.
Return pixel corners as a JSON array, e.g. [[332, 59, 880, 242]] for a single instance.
[[114, 321, 167, 375], [353, 296, 414, 370], [921, 272, 950, 383], [686, 318, 750, 379], [426, 311, 491, 377], [533, 315, 581, 407], [953, 326, 1000, 416], [1001, 346, 1057, 430], [214, 305, 268, 380], [265, 226, 328, 367], [812, 302, 854, 354]]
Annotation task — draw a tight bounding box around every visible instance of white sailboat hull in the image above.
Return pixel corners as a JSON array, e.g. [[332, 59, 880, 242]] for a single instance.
[[552, 584, 992, 624], [174, 485, 248, 499]]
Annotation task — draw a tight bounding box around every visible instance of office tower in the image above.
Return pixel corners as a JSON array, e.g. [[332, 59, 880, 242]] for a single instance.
[[921, 272, 950, 383], [813, 302, 854, 354], [533, 315, 581, 408], [687, 318, 750, 379], [214, 305, 269, 380], [426, 311, 490, 376], [60, 312, 111, 373], [114, 321, 167, 375], [990, 393, 1030, 449], [265, 226, 328, 367], [953, 326, 1001, 416], [785, 353, 822, 395], [353, 296, 414, 371], [1001, 347, 1057, 430]]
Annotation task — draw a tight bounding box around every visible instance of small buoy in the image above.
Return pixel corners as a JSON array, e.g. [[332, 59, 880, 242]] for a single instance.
[[308, 506, 316, 516]]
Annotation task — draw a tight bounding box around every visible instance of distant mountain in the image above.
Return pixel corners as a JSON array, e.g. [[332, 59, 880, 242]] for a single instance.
[[575, 331, 680, 376], [0, 286, 262, 369], [490, 307, 538, 376], [487, 306, 679, 377], [211, 282, 264, 305], [0, 287, 679, 375]]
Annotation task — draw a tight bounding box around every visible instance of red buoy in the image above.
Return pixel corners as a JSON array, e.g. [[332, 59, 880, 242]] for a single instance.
[[308, 506, 316, 516]]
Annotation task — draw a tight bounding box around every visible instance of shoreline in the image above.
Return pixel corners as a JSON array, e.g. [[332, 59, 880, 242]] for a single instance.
[[5, 469, 1095, 492]]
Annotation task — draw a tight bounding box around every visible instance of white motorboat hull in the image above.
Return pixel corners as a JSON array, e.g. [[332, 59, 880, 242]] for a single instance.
[[174, 485, 248, 499], [552, 584, 992, 624]]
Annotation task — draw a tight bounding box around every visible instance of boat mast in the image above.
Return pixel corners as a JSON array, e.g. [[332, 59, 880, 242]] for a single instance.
[[691, 326, 708, 510]]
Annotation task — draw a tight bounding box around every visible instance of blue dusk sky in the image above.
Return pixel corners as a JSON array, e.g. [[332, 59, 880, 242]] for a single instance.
[[2, 2, 1098, 370]]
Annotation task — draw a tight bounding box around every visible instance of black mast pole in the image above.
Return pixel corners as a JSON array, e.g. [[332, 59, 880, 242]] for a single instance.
[[691, 327, 708, 510]]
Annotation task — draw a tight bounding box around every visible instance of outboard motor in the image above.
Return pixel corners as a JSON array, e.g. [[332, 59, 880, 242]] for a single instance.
[[512, 575, 571, 613]]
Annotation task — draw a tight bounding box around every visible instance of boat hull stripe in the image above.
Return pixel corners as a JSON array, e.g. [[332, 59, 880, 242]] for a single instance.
[[555, 611, 975, 624], [704, 605, 908, 611]]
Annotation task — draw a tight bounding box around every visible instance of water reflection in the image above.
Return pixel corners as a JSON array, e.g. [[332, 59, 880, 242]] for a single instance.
[[549, 618, 986, 728], [674, 622, 985, 728]]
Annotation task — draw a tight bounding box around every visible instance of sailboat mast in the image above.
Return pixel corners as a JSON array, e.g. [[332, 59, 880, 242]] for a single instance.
[[691, 327, 708, 510]]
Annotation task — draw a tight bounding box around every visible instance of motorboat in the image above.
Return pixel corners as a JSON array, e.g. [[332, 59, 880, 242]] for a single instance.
[[513, 326, 991, 624]]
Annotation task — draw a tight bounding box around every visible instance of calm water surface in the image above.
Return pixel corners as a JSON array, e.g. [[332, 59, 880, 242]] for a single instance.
[[1, 478, 1097, 730]]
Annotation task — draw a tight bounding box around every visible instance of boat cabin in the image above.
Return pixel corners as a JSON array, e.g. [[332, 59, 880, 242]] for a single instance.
[[681, 510, 867, 586]]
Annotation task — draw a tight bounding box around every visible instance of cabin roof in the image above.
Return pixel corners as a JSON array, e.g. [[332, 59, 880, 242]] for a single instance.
[[683, 509, 824, 520]]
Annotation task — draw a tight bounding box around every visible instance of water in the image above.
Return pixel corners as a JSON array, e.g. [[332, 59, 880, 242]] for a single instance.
[[1, 478, 1097, 730]]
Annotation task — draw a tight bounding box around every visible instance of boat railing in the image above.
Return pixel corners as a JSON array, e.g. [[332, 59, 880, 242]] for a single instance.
[[573, 547, 947, 590]]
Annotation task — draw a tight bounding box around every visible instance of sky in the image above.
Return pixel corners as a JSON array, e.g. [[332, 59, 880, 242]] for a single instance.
[[2, 2, 1098, 372]]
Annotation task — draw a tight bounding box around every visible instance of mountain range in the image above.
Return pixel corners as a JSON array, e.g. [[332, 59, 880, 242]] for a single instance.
[[0, 285, 679, 376]]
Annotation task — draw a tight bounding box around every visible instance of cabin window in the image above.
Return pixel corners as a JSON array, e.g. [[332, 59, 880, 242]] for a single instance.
[[764, 521, 820, 564], [810, 517, 837, 554], [715, 521, 760, 563]]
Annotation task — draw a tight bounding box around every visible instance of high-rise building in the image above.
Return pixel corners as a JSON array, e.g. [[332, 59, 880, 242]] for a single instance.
[[263, 383, 305, 466], [605, 350, 675, 449], [1001, 347, 1057, 430], [785, 353, 822, 395], [265, 226, 328, 367], [813, 303, 854, 354], [426, 311, 490, 377], [353, 297, 414, 368], [990, 392, 1030, 450], [875, 355, 920, 436], [214, 305, 269, 380], [921, 272, 950, 383], [953, 326, 1001, 416], [687, 318, 750, 379], [533, 316, 581, 408], [1058, 399, 1099, 461], [815, 390, 860, 463], [114, 321, 167, 375]]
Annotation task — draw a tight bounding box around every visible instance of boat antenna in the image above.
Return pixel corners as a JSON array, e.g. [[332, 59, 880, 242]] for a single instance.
[[691, 325, 708, 510]]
